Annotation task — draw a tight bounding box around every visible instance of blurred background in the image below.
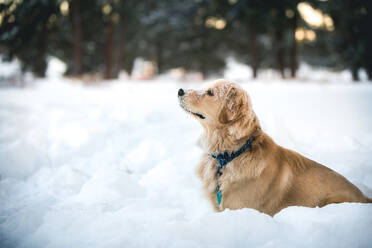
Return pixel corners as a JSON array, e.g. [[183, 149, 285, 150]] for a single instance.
[[1, 1, 372, 247], [0, 0, 371, 83]]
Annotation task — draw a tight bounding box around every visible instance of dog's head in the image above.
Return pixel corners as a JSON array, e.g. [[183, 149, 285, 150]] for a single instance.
[[178, 79, 252, 128]]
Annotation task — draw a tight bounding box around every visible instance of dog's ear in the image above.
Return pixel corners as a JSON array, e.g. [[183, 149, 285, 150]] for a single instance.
[[218, 87, 245, 124]]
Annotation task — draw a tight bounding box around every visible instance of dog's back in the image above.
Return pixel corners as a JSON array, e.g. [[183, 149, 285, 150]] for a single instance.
[[198, 131, 371, 216], [282, 148, 372, 208]]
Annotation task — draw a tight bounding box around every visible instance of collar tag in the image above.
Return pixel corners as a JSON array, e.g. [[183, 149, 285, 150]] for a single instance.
[[216, 188, 222, 205]]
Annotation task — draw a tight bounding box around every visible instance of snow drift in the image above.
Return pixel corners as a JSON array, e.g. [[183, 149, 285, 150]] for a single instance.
[[0, 77, 372, 248]]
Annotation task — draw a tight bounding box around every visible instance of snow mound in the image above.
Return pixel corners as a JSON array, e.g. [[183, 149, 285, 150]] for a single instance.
[[0, 78, 372, 248]]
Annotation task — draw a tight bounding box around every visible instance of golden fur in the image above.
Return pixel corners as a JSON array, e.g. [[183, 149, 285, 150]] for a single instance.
[[179, 79, 372, 216]]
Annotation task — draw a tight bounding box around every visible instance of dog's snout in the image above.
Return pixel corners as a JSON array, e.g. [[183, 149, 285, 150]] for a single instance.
[[178, 88, 185, 97]]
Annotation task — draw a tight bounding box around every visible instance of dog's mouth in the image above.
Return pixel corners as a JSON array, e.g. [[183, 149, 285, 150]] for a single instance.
[[179, 103, 205, 119]]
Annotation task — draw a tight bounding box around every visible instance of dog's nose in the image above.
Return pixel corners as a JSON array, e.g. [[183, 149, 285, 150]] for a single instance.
[[178, 88, 185, 97]]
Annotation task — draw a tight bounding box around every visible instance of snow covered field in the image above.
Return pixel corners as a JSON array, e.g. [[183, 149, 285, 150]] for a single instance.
[[1, 76, 372, 247]]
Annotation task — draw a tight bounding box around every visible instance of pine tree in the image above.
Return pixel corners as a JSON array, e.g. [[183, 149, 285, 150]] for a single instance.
[[0, 0, 60, 77], [320, 0, 371, 81]]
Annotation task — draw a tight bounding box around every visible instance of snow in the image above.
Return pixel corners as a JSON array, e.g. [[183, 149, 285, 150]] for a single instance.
[[224, 57, 370, 83], [0, 73, 372, 247], [45, 57, 67, 79], [0, 57, 21, 78]]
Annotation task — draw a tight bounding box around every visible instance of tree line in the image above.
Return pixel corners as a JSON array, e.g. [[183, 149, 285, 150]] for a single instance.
[[0, 0, 371, 81]]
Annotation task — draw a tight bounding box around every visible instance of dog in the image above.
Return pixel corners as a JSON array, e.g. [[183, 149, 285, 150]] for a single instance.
[[178, 79, 372, 216]]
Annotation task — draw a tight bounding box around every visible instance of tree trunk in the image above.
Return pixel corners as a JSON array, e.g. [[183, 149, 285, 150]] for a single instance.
[[274, 7, 286, 79], [200, 63, 206, 80], [71, 0, 83, 76], [248, 25, 259, 79], [104, 20, 115, 79], [351, 68, 360, 81], [365, 3, 372, 81], [290, 12, 298, 78], [200, 31, 207, 80], [126, 58, 135, 76], [115, 16, 126, 78], [275, 28, 285, 79], [155, 41, 163, 75], [34, 23, 47, 77]]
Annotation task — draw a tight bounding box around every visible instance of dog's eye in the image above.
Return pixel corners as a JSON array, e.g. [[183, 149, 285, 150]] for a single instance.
[[206, 90, 214, 96]]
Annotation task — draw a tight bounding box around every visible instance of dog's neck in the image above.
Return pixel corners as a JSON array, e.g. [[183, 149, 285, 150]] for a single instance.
[[201, 111, 262, 154]]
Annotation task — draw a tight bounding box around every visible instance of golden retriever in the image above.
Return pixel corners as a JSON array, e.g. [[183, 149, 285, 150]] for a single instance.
[[178, 79, 372, 216]]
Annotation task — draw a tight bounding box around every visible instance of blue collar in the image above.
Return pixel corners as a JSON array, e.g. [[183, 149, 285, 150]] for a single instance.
[[211, 135, 255, 169], [211, 135, 255, 206]]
